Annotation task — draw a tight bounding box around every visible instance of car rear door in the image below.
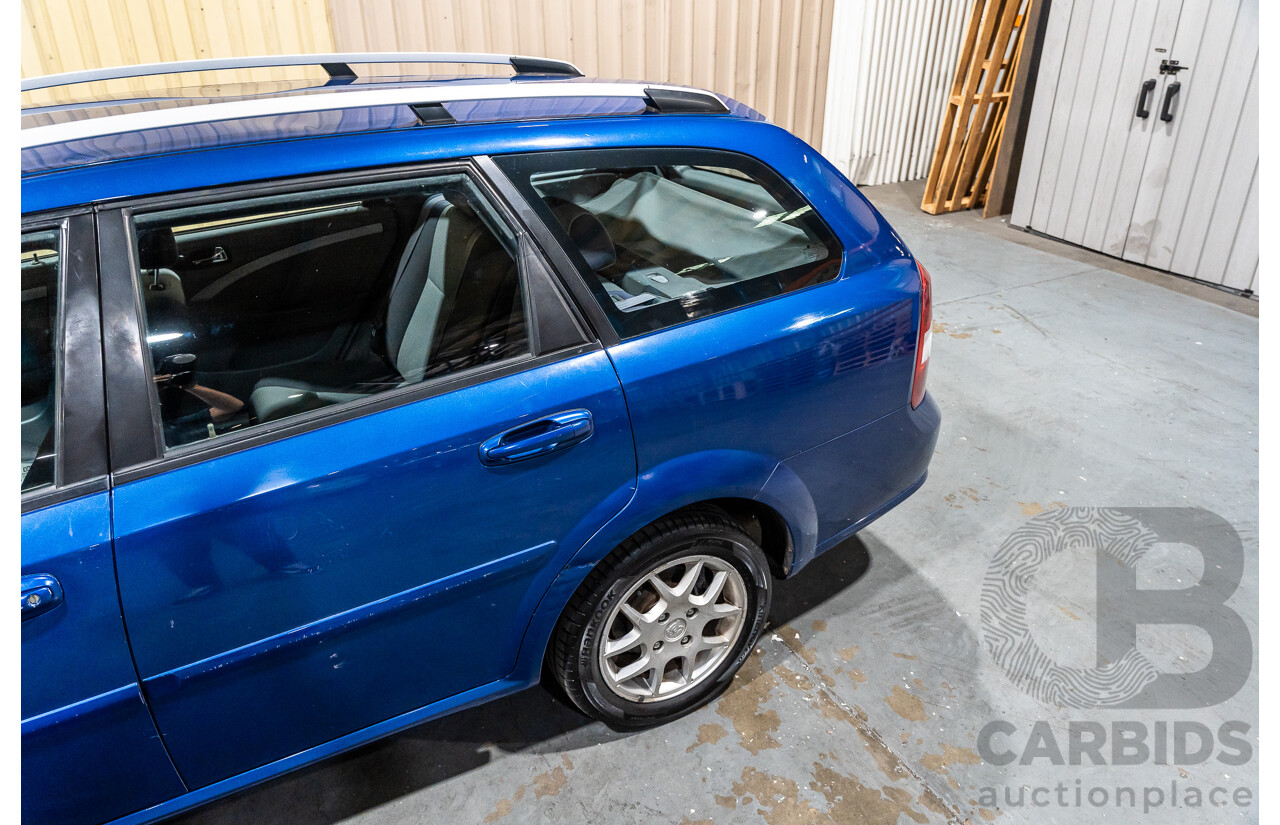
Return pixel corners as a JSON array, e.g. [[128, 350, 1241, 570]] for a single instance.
[[21, 212, 186, 825], [98, 162, 637, 790]]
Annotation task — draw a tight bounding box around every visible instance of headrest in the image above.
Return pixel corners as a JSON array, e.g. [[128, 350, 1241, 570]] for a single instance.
[[137, 227, 178, 270], [548, 199, 616, 273]]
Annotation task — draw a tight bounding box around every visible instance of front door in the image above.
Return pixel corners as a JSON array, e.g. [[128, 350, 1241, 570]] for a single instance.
[[101, 165, 636, 789], [1012, 0, 1258, 292]]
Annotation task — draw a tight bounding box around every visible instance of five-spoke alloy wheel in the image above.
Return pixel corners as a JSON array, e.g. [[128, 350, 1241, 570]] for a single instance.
[[551, 507, 772, 729]]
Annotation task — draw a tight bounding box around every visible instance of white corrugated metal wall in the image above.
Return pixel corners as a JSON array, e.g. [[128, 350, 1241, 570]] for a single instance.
[[821, 0, 971, 186]]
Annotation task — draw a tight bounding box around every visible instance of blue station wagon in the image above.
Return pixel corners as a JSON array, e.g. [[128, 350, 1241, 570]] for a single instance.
[[20, 53, 939, 825]]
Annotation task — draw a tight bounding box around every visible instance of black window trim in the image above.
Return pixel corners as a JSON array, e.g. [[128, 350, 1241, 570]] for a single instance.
[[475, 155, 622, 348], [95, 157, 596, 485], [489, 146, 848, 344], [21, 209, 110, 514]]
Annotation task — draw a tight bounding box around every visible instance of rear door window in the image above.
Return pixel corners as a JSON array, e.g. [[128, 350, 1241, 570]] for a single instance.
[[130, 173, 530, 450], [495, 149, 844, 339]]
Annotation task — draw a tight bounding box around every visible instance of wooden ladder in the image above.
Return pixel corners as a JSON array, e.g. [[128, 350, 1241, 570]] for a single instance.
[[921, 0, 1032, 215]]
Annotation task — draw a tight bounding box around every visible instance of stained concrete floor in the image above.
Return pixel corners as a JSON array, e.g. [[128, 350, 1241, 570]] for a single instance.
[[174, 180, 1259, 825]]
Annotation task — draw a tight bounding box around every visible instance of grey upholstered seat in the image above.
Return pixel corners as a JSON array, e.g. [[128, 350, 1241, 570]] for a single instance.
[[250, 195, 485, 423], [136, 227, 191, 349]]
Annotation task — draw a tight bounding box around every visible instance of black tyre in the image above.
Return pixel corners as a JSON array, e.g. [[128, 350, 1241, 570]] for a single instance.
[[551, 506, 772, 729]]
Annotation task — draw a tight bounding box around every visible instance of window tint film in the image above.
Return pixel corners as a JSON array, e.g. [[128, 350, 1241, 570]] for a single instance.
[[21, 228, 60, 491], [132, 174, 528, 450], [496, 149, 844, 339]]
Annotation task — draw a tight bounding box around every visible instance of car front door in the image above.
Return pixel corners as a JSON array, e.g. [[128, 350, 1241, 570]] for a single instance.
[[21, 213, 187, 825], [99, 164, 636, 789]]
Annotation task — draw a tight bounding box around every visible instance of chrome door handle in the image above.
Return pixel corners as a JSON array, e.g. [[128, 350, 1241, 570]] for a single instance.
[[189, 246, 228, 266], [479, 410, 594, 466], [21, 574, 63, 620]]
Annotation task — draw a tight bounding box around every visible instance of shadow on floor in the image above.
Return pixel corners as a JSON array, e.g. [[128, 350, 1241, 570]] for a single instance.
[[171, 536, 874, 825]]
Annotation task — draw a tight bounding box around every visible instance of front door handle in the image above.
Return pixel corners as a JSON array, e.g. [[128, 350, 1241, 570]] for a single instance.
[[1160, 81, 1182, 122], [1136, 78, 1157, 118], [479, 410, 594, 466], [21, 574, 63, 620]]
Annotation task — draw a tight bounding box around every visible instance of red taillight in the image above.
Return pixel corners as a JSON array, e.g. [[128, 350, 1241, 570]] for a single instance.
[[911, 261, 932, 409]]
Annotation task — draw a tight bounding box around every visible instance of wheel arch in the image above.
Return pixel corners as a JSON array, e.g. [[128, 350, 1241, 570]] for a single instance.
[[510, 449, 819, 684], [693, 497, 792, 579]]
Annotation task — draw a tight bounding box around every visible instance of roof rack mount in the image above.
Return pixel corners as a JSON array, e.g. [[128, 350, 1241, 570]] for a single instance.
[[21, 52, 583, 93]]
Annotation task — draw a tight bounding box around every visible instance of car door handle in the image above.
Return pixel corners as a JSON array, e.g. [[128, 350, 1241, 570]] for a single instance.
[[1136, 78, 1157, 118], [479, 410, 594, 466], [1160, 81, 1182, 123], [21, 574, 63, 621], [188, 246, 228, 266]]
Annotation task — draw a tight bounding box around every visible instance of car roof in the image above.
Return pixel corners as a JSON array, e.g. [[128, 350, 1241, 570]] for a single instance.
[[21, 52, 766, 210]]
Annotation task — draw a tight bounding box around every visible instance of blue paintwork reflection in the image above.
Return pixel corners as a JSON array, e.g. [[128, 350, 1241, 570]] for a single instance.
[[21, 493, 186, 824], [111, 350, 635, 788], [608, 261, 919, 474], [788, 395, 941, 553]]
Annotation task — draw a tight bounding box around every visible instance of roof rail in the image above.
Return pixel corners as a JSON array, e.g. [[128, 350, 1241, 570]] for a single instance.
[[22, 82, 739, 149], [644, 87, 730, 115], [21, 52, 583, 93]]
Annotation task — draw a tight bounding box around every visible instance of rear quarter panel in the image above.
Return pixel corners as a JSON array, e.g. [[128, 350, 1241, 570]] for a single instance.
[[595, 131, 927, 553], [511, 127, 934, 682]]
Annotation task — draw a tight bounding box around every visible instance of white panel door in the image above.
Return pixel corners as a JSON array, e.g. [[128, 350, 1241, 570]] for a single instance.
[[1094, 1, 1181, 258], [1167, 1, 1258, 292], [1012, 0, 1258, 293]]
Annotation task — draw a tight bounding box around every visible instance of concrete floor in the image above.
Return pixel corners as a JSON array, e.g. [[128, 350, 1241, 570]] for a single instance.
[[175, 180, 1259, 825]]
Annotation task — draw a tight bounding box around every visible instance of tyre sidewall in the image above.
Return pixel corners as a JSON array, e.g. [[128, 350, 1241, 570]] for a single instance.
[[573, 521, 771, 729]]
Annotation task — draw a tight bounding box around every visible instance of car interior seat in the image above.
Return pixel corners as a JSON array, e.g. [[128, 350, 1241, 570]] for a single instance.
[[138, 227, 190, 338], [249, 193, 512, 423]]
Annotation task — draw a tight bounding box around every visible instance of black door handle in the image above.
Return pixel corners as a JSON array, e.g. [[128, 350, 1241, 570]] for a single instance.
[[1136, 79, 1157, 118], [1160, 81, 1182, 122]]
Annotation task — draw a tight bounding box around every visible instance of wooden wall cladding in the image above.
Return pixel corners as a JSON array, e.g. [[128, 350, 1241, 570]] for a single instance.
[[325, 0, 835, 148]]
